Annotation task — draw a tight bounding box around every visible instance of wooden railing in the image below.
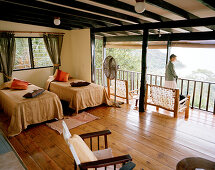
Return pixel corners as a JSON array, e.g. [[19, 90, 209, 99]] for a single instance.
[[95, 68, 215, 114]]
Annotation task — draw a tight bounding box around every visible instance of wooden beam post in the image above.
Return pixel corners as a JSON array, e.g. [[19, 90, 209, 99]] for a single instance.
[[102, 37, 106, 86], [139, 28, 149, 112], [91, 29, 96, 83], [166, 40, 172, 65], [94, 17, 215, 33]]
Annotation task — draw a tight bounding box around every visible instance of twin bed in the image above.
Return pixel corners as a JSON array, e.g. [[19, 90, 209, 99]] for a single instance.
[[46, 76, 111, 113], [0, 84, 63, 137], [0, 77, 111, 136]]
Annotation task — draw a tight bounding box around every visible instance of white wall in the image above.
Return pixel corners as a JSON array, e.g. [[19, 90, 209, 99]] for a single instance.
[[0, 20, 92, 87]]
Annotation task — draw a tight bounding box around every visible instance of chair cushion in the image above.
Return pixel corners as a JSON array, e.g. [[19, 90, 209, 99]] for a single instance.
[[68, 134, 97, 163], [11, 79, 28, 90], [93, 148, 113, 160]]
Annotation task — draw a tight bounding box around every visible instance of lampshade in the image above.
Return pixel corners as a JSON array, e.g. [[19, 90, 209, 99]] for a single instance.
[[54, 17, 61, 25], [135, 1, 146, 13]]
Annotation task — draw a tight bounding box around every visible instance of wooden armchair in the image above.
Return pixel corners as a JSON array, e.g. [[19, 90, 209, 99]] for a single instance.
[[107, 78, 138, 104], [143, 84, 190, 118], [62, 121, 132, 170]]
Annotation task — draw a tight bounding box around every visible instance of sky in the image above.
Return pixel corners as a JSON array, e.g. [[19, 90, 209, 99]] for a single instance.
[[160, 47, 215, 77]]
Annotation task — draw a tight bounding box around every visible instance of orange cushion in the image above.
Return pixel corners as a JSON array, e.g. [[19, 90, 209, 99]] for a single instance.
[[11, 79, 28, 90], [55, 70, 69, 82]]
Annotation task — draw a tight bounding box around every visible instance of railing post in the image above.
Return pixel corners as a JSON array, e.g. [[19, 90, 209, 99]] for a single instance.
[[187, 80, 190, 96], [130, 72, 133, 91], [199, 82, 203, 109], [206, 83, 211, 111], [191, 81, 196, 109], [214, 100, 215, 115], [181, 79, 183, 95]]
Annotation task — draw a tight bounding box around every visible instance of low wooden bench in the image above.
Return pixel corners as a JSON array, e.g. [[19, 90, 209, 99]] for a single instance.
[[143, 84, 190, 118]]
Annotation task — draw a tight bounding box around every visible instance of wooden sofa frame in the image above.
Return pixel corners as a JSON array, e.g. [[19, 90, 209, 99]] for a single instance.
[[62, 120, 132, 170], [144, 84, 190, 118], [77, 130, 132, 170], [107, 78, 137, 104]]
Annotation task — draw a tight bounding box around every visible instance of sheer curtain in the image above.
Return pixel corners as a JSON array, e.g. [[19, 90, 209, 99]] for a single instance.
[[0, 33, 16, 82], [43, 34, 63, 73]]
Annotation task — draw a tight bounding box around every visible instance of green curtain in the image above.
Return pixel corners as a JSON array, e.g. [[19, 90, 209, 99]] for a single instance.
[[43, 34, 63, 73], [0, 33, 16, 82]]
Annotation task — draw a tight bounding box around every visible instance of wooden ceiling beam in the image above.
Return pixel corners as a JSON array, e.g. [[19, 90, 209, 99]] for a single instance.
[[105, 31, 215, 42], [39, 0, 141, 24], [0, 15, 72, 30], [93, 17, 215, 33], [146, 0, 215, 30], [1, 1, 146, 35], [89, 0, 198, 32], [0, 0, 123, 26], [1, 4, 107, 30], [197, 0, 215, 11], [0, 1, 109, 28], [146, 0, 196, 19]]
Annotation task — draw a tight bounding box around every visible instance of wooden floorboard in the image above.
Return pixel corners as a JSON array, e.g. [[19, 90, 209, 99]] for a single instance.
[[0, 102, 215, 170]]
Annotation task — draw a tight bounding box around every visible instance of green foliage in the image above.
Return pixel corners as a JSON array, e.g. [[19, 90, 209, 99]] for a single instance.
[[106, 48, 142, 72], [15, 38, 31, 69], [187, 69, 215, 82], [14, 38, 52, 69], [31, 38, 52, 67]]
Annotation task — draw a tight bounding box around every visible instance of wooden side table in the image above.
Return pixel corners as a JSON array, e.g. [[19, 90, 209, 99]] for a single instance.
[[176, 157, 215, 170]]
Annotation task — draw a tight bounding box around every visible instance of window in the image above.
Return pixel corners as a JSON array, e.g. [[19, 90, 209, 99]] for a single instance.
[[14, 38, 31, 70], [14, 38, 52, 70], [32, 38, 52, 68]]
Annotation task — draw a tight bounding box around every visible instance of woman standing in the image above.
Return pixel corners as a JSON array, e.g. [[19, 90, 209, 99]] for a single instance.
[[165, 54, 178, 89]]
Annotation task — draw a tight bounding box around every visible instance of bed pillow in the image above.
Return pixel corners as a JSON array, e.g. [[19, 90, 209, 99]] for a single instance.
[[11, 79, 29, 90], [70, 81, 90, 87], [55, 69, 69, 82], [23, 89, 45, 98], [0, 80, 13, 90], [68, 134, 97, 163]]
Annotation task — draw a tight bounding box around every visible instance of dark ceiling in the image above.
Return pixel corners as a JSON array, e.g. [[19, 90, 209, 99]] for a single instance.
[[0, 0, 215, 37]]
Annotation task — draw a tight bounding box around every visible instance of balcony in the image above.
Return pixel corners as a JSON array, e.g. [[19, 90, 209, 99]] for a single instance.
[[95, 68, 215, 114]]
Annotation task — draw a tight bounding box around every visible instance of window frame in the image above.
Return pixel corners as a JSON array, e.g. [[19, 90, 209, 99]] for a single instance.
[[13, 37, 53, 71]]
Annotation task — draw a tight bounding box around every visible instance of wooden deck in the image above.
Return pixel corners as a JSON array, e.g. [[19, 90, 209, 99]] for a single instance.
[[0, 102, 215, 170]]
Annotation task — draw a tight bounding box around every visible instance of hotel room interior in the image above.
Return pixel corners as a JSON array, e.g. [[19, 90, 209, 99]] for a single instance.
[[0, 0, 215, 169]]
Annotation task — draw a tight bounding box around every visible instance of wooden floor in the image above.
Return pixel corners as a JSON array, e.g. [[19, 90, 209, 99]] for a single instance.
[[0, 102, 215, 170]]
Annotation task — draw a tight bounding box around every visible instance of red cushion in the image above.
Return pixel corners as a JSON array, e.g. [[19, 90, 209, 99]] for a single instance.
[[54, 70, 69, 82], [11, 79, 29, 90]]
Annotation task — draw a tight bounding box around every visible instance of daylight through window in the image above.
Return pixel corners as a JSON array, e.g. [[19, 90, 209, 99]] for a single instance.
[[14, 38, 52, 70]]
